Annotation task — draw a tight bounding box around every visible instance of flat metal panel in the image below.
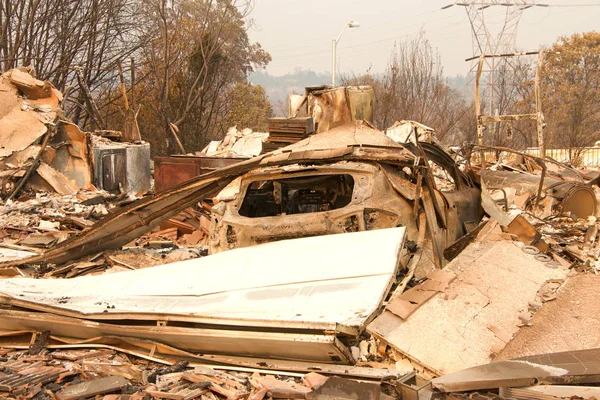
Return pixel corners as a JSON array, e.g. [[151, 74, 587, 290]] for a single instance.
[[154, 160, 198, 193], [125, 143, 151, 193], [368, 239, 567, 376]]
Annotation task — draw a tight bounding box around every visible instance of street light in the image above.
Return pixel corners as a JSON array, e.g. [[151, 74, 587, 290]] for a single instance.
[[331, 21, 360, 87]]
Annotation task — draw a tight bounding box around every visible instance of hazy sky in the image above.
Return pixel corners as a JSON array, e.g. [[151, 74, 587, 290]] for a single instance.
[[248, 0, 599, 78]]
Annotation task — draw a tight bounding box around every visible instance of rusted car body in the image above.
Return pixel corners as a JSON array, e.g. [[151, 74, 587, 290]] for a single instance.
[[209, 162, 418, 252], [209, 123, 484, 273]]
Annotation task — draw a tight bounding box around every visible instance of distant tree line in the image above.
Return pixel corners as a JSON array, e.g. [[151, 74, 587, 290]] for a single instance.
[[342, 30, 600, 165], [342, 32, 473, 144]]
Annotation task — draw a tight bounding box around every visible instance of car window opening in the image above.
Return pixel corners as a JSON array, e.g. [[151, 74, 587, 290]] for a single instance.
[[239, 174, 355, 218]]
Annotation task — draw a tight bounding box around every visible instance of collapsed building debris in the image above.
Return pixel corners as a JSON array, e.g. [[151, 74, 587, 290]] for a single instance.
[[0, 189, 206, 275], [198, 126, 269, 159], [0, 68, 151, 201], [0, 229, 407, 363], [465, 144, 600, 272], [4, 75, 600, 398], [368, 220, 568, 376], [385, 120, 436, 145], [0, 69, 89, 198], [0, 331, 402, 400], [480, 169, 596, 219]]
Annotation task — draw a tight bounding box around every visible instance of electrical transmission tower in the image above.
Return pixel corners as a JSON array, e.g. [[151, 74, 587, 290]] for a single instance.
[[444, 1, 549, 160], [444, 1, 547, 114]]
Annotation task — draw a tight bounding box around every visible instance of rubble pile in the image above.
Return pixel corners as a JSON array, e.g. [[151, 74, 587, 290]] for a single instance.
[[0, 191, 208, 275], [0, 191, 111, 260], [0, 335, 401, 400], [0, 68, 94, 199], [263, 117, 315, 152], [522, 213, 600, 271], [473, 148, 600, 272], [198, 127, 268, 158], [0, 67, 152, 202], [3, 76, 600, 398]]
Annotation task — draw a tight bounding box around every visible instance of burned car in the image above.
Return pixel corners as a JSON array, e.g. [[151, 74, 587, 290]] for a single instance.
[[209, 162, 415, 250], [209, 122, 483, 275]]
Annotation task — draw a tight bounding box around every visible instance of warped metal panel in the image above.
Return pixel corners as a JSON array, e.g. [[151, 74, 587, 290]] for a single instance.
[[0, 228, 405, 332]]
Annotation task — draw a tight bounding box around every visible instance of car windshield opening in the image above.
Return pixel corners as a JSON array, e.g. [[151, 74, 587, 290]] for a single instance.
[[239, 174, 355, 218]]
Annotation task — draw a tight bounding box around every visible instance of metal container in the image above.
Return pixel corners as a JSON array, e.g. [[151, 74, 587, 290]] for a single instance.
[[154, 155, 243, 192], [93, 142, 151, 193]]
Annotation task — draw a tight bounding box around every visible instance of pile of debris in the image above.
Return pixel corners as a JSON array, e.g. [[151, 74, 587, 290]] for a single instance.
[[0, 67, 151, 201], [0, 68, 93, 199], [198, 127, 268, 158], [4, 74, 600, 398], [0, 191, 112, 261], [0, 190, 209, 276], [0, 331, 402, 400], [470, 145, 600, 272], [263, 117, 315, 152], [0, 67, 164, 270]]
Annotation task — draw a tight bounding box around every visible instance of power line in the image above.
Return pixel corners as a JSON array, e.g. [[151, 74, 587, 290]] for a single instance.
[[270, 21, 470, 69], [264, 8, 442, 54], [268, 6, 505, 67], [264, 0, 599, 76], [272, 26, 470, 70], [270, 14, 469, 65]]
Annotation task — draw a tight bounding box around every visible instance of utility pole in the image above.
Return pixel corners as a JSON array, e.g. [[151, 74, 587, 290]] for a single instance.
[[443, 1, 549, 162], [472, 52, 546, 165], [535, 50, 545, 157], [443, 1, 548, 114]]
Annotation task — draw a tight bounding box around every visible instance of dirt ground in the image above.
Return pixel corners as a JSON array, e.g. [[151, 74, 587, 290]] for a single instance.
[[496, 273, 600, 360]]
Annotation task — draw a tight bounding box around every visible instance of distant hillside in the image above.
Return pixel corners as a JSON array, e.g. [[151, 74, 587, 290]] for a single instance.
[[445, 74, 472, 98], [250, 69, 471, 116], [249, 69, 330, 115]]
